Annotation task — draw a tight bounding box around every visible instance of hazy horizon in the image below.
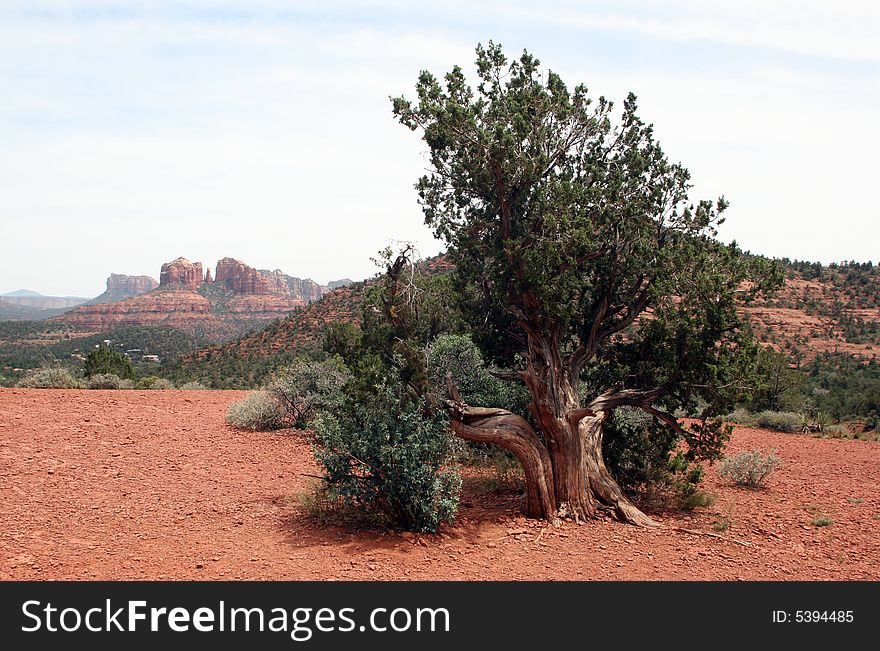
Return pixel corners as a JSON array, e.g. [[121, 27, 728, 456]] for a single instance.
[[3, 1, 878, 297]]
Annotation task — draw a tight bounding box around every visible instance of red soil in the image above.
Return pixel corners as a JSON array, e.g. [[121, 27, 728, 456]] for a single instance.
[[1, 389, 877, 580]]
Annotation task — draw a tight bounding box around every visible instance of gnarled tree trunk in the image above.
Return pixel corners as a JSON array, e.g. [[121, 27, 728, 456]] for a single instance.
[[448, 332, 658, 527]]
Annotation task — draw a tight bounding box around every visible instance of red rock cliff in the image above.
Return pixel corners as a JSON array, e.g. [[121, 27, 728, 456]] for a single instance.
[[214, 258, 269, 295], [107, 273, 158, 296], [261, 269, 325, 302], [159, 258, 204, 290]]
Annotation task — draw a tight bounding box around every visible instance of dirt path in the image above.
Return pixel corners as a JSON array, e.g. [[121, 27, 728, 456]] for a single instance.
[[1, 389, 877, 580]]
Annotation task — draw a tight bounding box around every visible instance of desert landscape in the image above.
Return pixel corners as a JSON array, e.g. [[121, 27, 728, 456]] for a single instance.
[[2, 389, 876, 581]]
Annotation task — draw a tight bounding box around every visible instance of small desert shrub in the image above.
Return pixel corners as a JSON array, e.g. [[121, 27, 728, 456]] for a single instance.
[[753, 411, 802, 433], [713, 517, 731, 532], [135, 376, 175, 390], [723, 407, 756, 426], [266, 357, 349, 429], [679, 489, 716, 511], [87, 373, 133, 389], [823, 423, 849, 438], [811, 515, 834, 527], [225, 391, 286, 431], [717, 449, 782, 487], [297, 480, 385, 529], [17, 367, 84, 389], [178, 381, 209, 390], [312, 379, 461, 533]]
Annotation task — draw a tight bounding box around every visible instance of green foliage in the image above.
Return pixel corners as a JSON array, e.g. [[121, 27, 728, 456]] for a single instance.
[[802, 353, 880, 424], [178, 381, 209, 390], [717, 450, 782, 487], [392, 42, 782, 514], [811, 515, 834, 527], [602, 406, 717, 499], [266, 357, 350, 429], [225, 391, 286, 431], [750, 347, 806, 412], [87, 373, 133, 389], [84, 343, 134, 379], [427, 333, 529, 415], [311, 248, 462, 532], [753, 410, 803, 433], [135, 376, 175, 390], [312, 376, 461, 533], [16, 366, 84, 389]]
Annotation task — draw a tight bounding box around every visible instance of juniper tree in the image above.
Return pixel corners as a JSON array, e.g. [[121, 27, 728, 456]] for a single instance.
[[392, 42, 781, 525]]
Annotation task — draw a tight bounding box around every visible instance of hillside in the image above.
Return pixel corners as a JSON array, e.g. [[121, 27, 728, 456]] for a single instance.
[[173, 282, 365, 387], [744, 260, 879, 362], [178, 258, 878, 388]]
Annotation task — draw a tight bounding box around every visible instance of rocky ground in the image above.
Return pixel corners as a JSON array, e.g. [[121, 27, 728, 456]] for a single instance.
[[0, 389, 877, 580]]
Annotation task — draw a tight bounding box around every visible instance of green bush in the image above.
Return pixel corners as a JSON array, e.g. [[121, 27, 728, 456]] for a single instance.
[[225, 391, 286, 431], [717, 449, 782, 487], [722, 407, 756, 426], [84, 343, 134, 379], [135, 376, 175, 390], [17, 367, 84, 389], [178, 381, 209, 390], [87, 373, 133, 389], [427, 333, 529, 413], [753, 410, 802, 433], [266, 357, 350, 429], [312, 377, 461, 533]]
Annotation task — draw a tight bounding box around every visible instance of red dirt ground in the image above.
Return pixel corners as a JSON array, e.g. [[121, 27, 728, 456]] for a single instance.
[[1, 389, 877, 580]]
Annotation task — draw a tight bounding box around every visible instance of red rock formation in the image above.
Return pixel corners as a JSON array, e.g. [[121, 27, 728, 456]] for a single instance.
[[261, 269, 325, 302], [54, 290, 229, 337], [215, 258, 269, 295], [53, 256, 326, 338], [159, 258, 203, 290], [107, 273, 158, 296]]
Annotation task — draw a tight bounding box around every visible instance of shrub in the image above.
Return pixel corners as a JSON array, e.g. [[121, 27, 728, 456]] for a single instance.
[[178, 381, 209, 390], [266, 357, 350, 429], [722, 407, 756, 426], [427, 334, 529, 414], [753, 410, 802, 433], [84, 343, 134, 379], [679, 489, 716, 511], [811, 515, 833, 527], [225, 391, 286, 431], [87, 373, 133, 389], [717, 449, 782, 487], [312, 378, 461, 533], [17, 367, 84, 389], [136, 376, 175, 390]]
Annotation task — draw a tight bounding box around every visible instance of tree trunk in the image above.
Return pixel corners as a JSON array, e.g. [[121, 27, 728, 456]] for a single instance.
[[448, 333, 658, 527]]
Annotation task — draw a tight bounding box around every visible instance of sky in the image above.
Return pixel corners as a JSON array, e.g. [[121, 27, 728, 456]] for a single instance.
[[1, 1, 878, 297]]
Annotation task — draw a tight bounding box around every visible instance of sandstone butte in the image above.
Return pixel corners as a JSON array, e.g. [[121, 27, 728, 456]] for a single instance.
[[52, 257, 331, 338], [88, 273, 159, 305]]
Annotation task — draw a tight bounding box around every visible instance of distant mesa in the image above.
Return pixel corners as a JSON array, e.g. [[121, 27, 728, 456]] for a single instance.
[[1, 289, 44, 297], [0, 290, 90, 320], [88, 274, 159, 305]]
